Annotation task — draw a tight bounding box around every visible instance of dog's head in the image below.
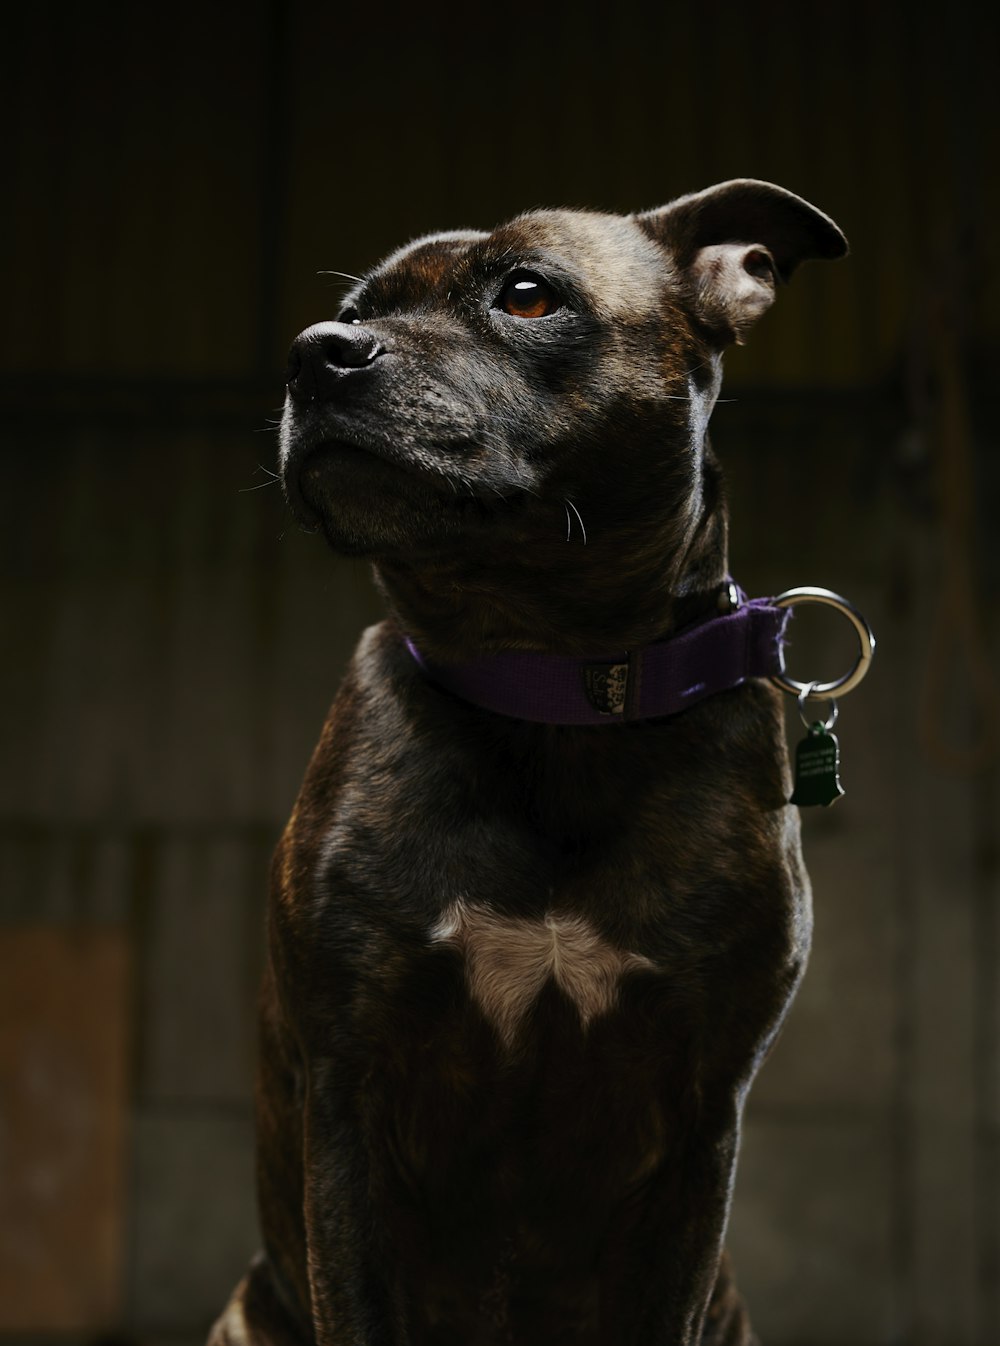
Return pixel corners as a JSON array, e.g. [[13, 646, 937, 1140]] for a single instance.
[[280, 180, 845, 652]]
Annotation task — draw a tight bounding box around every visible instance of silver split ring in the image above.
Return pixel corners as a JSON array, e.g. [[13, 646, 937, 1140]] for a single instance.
[[769, 586, 876, 699], [797, 682, 838, 731]]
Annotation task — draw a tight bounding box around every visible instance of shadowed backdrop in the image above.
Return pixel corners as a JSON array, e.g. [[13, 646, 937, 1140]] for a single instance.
[[1, 2, 997, 1343]]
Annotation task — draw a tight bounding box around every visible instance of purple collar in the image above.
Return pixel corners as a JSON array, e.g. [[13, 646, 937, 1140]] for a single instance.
[[404, 589, 791, 726]]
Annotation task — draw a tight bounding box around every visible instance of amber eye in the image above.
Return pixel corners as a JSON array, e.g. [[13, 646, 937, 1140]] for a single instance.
[[498, 273, 560, 319]]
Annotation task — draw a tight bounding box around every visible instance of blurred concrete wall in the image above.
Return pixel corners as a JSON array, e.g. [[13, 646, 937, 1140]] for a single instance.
[[1, 2, 997, 1343]]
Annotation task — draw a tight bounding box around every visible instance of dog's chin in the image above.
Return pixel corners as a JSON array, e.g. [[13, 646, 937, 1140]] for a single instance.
[[292, 441, 489, 558]]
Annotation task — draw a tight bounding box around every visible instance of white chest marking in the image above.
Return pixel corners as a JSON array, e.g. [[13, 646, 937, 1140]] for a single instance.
[[430, 899, 654, 1049]]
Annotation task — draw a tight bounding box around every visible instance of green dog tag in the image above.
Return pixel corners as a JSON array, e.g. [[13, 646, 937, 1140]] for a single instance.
[[791, 723, 845, 807]]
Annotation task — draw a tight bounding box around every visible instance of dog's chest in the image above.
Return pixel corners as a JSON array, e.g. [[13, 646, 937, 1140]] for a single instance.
[[300, 666, 802, 1069], [428, 897, 656, 1051]]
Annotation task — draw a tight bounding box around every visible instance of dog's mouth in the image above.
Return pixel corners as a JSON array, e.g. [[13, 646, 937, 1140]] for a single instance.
[[285, 433, 533, 556], [295, 433, 474, 508], [301, 438, 417, 499]]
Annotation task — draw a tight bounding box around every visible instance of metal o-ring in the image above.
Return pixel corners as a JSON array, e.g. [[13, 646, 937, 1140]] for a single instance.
[[769, 586, 876, 699]]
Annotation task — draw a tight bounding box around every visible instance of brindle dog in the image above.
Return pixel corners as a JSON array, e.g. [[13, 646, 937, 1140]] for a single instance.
[[211, 180, 847, 1346]]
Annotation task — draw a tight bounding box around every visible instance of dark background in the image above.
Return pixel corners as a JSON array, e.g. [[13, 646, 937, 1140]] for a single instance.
[[1, 2, 998, 1343]]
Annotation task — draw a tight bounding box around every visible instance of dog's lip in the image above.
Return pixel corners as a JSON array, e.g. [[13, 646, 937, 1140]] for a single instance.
[[291, 437, 457, 529], [304, 436, 420, 477], [298, 437, 448, 497], [283, 426, 538, 533]]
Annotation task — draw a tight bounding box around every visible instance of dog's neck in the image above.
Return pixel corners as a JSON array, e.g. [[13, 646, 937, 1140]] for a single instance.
[[375, 443, 730, 662]]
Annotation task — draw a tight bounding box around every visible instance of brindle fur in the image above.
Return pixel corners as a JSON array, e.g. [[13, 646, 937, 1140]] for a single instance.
[[210, 180, 847, 1346]]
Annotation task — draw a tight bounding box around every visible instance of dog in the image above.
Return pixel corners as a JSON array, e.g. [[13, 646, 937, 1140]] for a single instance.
[[210, 179, 847, 1346]]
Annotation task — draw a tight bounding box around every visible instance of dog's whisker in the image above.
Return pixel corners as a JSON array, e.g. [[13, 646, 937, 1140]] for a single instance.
[[239, 463, 283, 493], [565, 499, 587, 546], [564, 501, 572, 542], [317, 269, 365, 282]]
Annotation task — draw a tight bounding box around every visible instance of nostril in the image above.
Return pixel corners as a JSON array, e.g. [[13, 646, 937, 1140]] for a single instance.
[[321, 329, 383, 369]]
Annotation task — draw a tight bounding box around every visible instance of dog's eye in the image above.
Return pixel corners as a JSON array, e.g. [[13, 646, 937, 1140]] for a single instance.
[[338, 306, 362, 326], [498, 274, 560, 319]]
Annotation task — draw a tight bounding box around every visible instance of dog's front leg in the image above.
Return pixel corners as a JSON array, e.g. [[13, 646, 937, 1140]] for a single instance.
[[605, 1098, 750, 1346], [299, 1058, 406, 1346]]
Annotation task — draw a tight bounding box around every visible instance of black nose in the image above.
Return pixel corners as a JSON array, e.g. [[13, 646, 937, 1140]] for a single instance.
[[286, 321, 385, 402]]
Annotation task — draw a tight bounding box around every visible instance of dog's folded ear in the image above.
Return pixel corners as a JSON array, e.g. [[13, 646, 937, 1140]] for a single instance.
[[636, 179, 848, 344]]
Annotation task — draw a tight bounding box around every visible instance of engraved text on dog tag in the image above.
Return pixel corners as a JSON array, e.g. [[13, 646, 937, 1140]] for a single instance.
[[790, 724, 845, 807]]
